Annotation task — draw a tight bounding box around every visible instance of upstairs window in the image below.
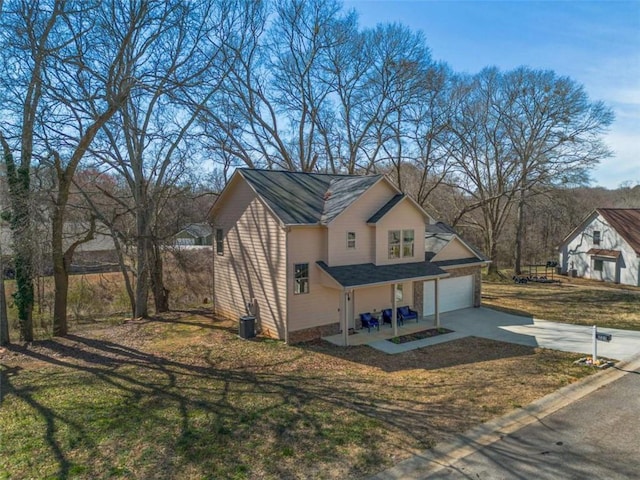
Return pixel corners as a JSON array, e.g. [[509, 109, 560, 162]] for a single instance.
[[294, 263, 309, 294], [403, 230, 414, 258], [347, 232, 356, 249], [388, 230, 401, 259], [593, 230, 601, 246], [215, 228, 224, 255], [389, 229, 414, 259]]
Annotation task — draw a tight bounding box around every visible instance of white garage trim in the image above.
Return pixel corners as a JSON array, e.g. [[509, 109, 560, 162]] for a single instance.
[[424, 275, 473, 316]]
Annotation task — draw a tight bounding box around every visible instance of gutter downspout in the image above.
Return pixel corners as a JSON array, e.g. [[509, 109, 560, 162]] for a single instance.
[[285, 226, 290, 344]]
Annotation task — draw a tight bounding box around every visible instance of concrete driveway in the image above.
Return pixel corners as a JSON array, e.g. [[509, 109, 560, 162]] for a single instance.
[[438, 307, 640, 362]]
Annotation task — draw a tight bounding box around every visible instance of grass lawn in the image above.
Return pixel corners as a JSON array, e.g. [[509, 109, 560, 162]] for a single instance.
[[482, 280, 640, 330], [1, 310, 594, 480]]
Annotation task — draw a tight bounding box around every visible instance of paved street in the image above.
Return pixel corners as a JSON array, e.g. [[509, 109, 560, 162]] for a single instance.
[[429, 368, 640, 479]]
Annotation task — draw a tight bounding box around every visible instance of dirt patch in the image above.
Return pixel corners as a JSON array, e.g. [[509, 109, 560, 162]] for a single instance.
[[388, 327, 454, 344]]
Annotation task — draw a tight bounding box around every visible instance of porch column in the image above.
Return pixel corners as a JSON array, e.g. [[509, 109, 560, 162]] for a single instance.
[[341, 289, 348, 346], [435, 277, 440, 328], [391, 283, 398, 337]]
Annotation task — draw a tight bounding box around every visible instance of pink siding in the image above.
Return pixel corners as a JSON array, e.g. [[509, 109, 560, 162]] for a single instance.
[[212, 178, 287, 338], [354, 281, 413, 313], [287, 226, 341, 332], [374, 200, 426, 265], [432, 238, 475, 261], [327, 180, 396, 266]]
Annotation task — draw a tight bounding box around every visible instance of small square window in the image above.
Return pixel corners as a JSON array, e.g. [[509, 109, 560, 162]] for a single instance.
[[594, 259, 603, 272], [294, 263, 309, 294], [593, 231, 601, 246], [347, 232, 356, 249]]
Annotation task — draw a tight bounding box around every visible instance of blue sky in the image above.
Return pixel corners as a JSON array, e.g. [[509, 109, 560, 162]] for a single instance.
[[343, 0, 640, 189]]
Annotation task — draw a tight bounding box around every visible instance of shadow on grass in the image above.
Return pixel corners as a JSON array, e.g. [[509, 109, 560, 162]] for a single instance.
[[299, 336, 540, 373], [0, 322, 485, 479]]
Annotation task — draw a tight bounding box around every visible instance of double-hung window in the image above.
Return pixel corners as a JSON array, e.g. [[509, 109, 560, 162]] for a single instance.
[[594, 259, 603, 272], [294, 263, 309, 294], [388, 230, 401, 259], [403, 230, 414, 257], [215, 228, 224, 255], [593, 230, 601, 246], [389, 229, 414, 259], [347, 232, 356, 249]]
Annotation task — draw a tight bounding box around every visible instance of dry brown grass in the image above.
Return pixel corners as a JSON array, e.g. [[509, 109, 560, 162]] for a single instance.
[[482, 281, 640, 330], [1, 310, 594, 479]]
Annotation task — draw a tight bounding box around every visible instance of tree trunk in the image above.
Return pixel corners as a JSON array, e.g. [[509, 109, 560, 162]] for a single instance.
[[135, 235, 150, 318], [14, 249, 34, 341], [485, 228, 499, 275], [134, 205, 150, 318], [0, 241, 10, 346], [51, 204, 68, 336], [149, 241, 169, 313], [514, 188, 526, 275], [487, 241, 499, 274]]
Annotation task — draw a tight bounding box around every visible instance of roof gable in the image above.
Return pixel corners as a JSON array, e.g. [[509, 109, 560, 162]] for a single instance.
[[432, 237, 477, 262], [597, 208, 640, 255], [366, 194, 405, 224], [425, 222, 488, 261]]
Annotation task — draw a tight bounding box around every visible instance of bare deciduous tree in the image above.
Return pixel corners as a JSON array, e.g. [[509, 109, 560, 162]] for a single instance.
[[95, 0, 236, 317]]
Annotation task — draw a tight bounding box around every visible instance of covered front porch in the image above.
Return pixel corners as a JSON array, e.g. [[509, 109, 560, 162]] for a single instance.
[[323, 315, 444, 346], [316, 260, 449, 346]]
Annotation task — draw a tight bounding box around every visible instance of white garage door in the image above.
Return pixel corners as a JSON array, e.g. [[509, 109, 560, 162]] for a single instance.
[[424, 275, 474, 316]]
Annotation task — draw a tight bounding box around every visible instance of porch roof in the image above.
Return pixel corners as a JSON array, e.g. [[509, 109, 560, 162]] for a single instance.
[[587, 248, 621, 258], [316, 260, 448, 288]]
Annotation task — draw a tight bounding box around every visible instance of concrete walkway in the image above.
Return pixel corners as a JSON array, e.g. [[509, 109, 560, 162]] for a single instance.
[[367, 307, 640, 362]]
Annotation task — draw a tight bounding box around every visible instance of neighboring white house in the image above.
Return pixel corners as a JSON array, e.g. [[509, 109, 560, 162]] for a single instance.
[[558, 208, 640, 286]]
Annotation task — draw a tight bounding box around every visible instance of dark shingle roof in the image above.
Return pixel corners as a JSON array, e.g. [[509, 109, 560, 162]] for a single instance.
[[433, 257, 488, 267], [240, 169, 381, 225], [180, 223, 212, 238], [367, 194, 404, 223], [316, 260, 447, 288], [597, 208, 640, 255]]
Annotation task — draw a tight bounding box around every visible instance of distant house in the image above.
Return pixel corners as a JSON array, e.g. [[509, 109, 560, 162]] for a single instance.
[[558, 208, 640, 286], [174, 223, 213, 246], [210, 169, 489, 344]]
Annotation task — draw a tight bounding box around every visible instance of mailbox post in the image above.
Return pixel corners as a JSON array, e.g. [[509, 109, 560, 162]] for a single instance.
[[592, 325, 612, 364]]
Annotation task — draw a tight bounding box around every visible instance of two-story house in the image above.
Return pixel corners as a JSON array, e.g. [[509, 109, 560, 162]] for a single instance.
[[559, 208, 640, 286], [210, 169, 488, 345]]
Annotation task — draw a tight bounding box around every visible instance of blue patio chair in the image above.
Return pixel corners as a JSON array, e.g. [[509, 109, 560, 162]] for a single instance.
[[359, 312, 380, 333], [397, 305, 418, 324], [382, 308, 402, 327]]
